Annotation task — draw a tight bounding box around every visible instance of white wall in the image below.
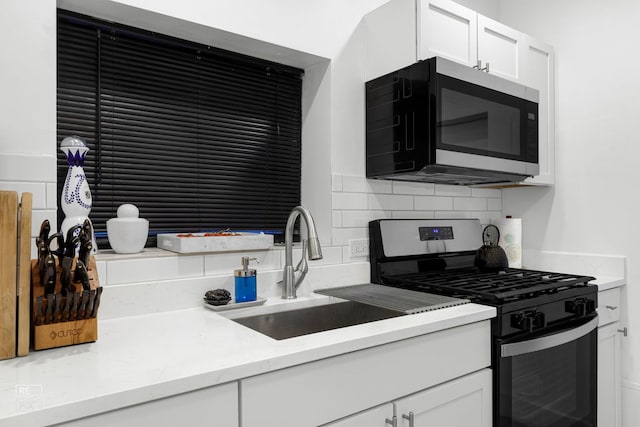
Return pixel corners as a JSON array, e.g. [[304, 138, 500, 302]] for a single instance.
[[498, 0, 640, 424]]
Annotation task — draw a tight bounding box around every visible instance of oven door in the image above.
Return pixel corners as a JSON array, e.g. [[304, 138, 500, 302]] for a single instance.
[[496, 314, 598, 427]]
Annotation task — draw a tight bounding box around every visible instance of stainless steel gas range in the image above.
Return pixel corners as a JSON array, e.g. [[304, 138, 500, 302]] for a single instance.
[[368, 219, 598, 427]]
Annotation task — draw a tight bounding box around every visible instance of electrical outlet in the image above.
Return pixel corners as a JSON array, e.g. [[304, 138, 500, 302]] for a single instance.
[[349, 239, 369, 257]]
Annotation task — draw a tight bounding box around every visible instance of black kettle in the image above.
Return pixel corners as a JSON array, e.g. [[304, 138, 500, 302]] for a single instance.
[[474, 224, 509, 272]]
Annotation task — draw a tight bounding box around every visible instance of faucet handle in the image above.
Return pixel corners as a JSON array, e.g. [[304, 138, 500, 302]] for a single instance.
[[294, 240, 309, 288]]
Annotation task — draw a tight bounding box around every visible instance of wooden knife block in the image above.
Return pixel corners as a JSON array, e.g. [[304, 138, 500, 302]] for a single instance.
[[30, 256, 101, 350]]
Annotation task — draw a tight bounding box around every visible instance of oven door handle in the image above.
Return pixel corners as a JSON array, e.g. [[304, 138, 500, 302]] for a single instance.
[[501, 316, 598, 358]]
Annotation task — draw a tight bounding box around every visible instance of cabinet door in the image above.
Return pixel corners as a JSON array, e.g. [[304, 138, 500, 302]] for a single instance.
[[417, 0, 478, 66], [477, 15, 523, 82], [395, 369, 492, 427], [598, 322, 623, 427], [56, 382, 238, 427], [322, 403, 394, 427], [521, 36, 555, 185]]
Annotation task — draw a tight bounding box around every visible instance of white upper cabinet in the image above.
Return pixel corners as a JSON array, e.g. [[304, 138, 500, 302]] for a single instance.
[[417, 0, 478, 67], [418, 1, 524, 83], [521, 36, 555, 185], [477, 15, 524, 82]]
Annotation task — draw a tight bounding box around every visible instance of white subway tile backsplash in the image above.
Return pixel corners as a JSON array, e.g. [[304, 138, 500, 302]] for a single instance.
[[367, 179, 393, 194], [470, 211, 502, 225], [341, 210, 389, 227], [367, 193, 413, 210], [46, 183, 58, 209], [315, 246, 346, 265], [332, 227, 368, 246], [392, 181, 435, 195], [204, 250, 280, 276], [106, 254, 203, 285], [434, 211, 471, 219], [332, 210, 342, 228], [414, 195, 453, 211], [342, 175, 393, 194], [391, 210, 435, 219], [99, 276, 232, 319], [332, 192, 367, 210], [471, 188, 502, 198], [0, 153, 56, 182], [0, 182, 46, 208], [342, 175, 368, 192], [297, 262, 370, 295], [488, 198, 502, 211], [435, 185, 472, 197], [454, 197, 487, 211]]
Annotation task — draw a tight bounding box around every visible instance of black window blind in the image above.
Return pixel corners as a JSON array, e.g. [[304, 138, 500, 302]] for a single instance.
[[56, 11, 303, 248]]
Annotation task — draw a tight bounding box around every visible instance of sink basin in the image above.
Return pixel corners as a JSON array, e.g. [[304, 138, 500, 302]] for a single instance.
[[231, 300, 405, 340]]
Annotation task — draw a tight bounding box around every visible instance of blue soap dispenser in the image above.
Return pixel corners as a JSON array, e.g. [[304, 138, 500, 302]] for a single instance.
[[235, 256, 257, 303]]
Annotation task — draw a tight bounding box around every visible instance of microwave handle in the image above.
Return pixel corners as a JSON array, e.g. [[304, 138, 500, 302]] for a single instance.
[[501, 315, 598, 358]]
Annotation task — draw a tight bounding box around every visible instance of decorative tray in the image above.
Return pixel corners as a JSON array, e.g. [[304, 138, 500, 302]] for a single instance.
[[157, 232, 273, 253], [202, 297, 266, 311]]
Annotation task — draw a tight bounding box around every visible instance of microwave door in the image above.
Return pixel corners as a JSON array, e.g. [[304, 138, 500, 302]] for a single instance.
[[434, 74, 533, 166]]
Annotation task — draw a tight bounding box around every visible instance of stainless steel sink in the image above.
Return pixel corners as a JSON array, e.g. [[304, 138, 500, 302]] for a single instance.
[[231, 300, 405, 340]]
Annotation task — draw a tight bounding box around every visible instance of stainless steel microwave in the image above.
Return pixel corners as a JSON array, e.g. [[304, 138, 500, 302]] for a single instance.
[[365, 56, 539, 185]]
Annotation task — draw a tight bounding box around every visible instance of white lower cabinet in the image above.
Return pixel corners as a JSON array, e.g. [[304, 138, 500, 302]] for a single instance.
[[326, 369, 492, 427], [56, 382, 238, 427], [597, 286, 624, 427], [394, 368, 492, 427], [240, 320, 491, 427]]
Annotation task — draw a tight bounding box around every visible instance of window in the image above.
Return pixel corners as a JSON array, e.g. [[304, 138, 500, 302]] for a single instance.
[[56, 10, 303, 248]]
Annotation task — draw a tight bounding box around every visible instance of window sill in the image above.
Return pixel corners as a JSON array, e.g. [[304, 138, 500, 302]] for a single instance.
[[94, 245, 289, 262]]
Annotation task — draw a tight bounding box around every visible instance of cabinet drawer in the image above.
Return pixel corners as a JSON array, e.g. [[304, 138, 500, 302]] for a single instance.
[[598, 288, 621, 326], [241, 320, 491, 427]]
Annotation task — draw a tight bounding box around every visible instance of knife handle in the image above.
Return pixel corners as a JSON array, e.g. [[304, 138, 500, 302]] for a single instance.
[[62, 293, 73, 322], [35, 296, 44, 326], [54, 293, 63, 323], [45, 294, 55, 324], [90, 287, 103, 318], [70, 292, 81, 321], [85, 290, 97, 319]]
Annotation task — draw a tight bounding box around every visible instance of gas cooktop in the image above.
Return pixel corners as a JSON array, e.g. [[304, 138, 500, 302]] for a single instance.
[[381, 267, 594, 304]]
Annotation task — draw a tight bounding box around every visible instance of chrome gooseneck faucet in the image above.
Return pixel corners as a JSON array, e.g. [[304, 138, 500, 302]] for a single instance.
[[280, 206, 323, 299]]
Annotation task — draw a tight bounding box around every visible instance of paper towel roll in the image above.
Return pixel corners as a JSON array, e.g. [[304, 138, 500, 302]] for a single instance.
[[496, 217, 522, 268]]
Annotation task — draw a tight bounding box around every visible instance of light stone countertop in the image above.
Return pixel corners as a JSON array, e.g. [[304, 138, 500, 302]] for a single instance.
[[0, 294, 495, 427]]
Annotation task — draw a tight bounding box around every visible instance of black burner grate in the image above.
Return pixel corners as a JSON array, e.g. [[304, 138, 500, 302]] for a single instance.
[[383, 268, 595, 303]]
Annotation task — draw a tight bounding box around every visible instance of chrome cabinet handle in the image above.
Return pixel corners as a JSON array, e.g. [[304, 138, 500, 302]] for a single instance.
[[385, 416, 397, 427], [618, 327, 628, 336], [402, 412, 415, 427], [606, 305, 618, 310], [481, 62, 490, 72], [472, 59, 482, 70]]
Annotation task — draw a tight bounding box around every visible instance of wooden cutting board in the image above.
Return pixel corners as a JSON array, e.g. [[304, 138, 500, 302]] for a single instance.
[[17, 193, 32, 356], [0, 191, 18, 360]]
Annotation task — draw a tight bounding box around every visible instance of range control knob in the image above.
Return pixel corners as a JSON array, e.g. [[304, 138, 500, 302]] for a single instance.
[[566, 298, 596, 316], [533, 311, 546, 329], [511, 311, 542, 332], [565, 300, 585, 315]]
